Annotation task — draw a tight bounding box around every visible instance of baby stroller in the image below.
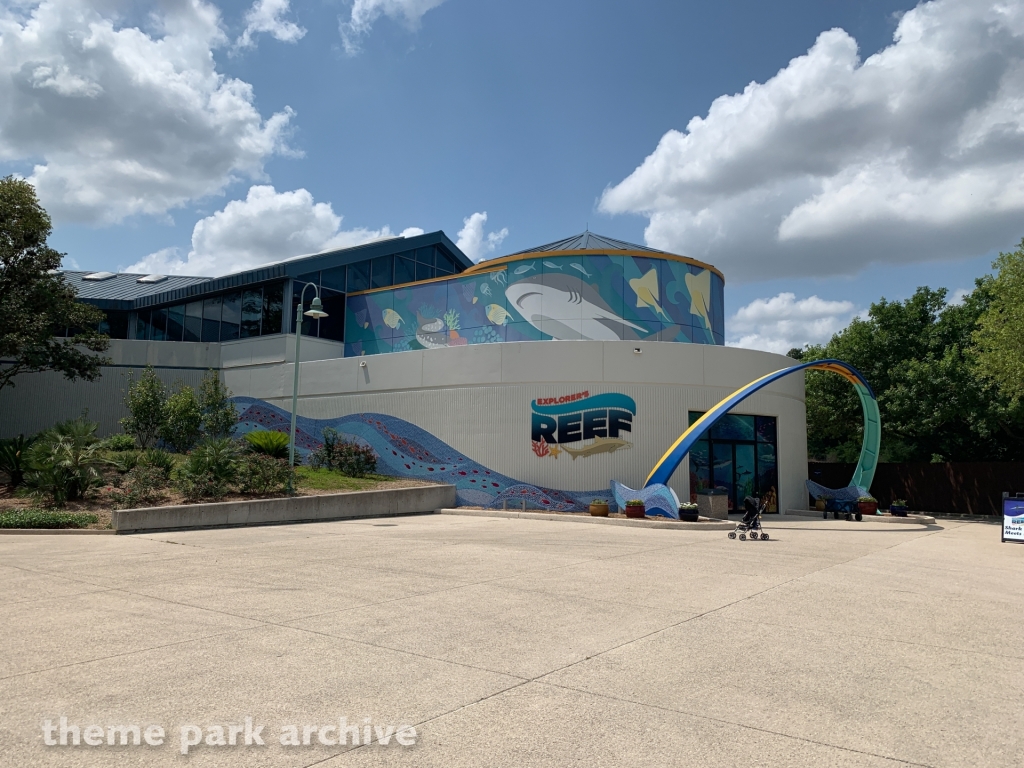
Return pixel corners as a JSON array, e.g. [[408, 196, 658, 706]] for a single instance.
[[728, 496, 769, 541]]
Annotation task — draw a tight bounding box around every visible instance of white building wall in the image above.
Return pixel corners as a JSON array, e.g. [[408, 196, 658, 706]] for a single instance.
[[230, 340, 809, 512]]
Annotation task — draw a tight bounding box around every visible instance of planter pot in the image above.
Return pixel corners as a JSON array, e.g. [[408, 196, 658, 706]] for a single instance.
[[890, 505, 908, 517], [679, 511, 699, 522], [814, 498, 826, 511], [624, 504, 646, 519], [857, 501, 878, 516], [589, 503, 610, 517]]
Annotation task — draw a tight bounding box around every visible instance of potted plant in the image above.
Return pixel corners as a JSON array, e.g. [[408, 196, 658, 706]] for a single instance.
[[624, 499, 646, 518], [589, 499, 610, 517], [890, 498, 909, 517], [679, 502, 699, 522], [814, 496, 826, 512], [857, 495, 879, 516]]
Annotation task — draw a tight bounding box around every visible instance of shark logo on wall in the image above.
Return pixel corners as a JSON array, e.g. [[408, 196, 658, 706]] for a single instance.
[[505, 273, 646, 340], [530, 391, 636, 459]]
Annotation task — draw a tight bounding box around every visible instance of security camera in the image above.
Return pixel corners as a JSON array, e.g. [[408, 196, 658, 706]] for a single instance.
[[359, 360, 367, 367], [633, 347, 642, 354]]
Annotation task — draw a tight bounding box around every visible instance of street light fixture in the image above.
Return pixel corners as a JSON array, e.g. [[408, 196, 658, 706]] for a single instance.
[[288, 282, 328, 492]]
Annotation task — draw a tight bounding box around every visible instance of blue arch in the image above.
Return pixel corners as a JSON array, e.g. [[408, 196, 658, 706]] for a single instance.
[[644, 359, 880, 492]]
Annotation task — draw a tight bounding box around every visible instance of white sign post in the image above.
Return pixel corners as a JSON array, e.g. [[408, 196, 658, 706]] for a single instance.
[[1003, 494, 1024, 544]]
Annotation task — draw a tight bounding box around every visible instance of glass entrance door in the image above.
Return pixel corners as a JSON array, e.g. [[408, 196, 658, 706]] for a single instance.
[[688, 413, 779, 512]]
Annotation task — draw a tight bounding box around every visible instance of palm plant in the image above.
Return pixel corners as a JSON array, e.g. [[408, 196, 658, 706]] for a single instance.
[[24, 417, 104, 505], [0, 434, 34, 488]]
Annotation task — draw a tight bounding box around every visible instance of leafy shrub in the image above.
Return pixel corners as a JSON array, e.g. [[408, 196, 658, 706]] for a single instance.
[[199, 371, 238, 439], [109, 465, 167, 510], [0, 434, 34, 487], [100, 433, 136, 451], [244, 430, 291, 458], [160, 384, 203, 453], [141, 448, 175, 479], [107, 449, 141, 474], [0, 509, 98, 529], [237, 453, 292, 495], [626, 499, 644, 506], [308, 428, 377, 477], [23, 417, 103, 506], [121, 366, 167, 448], [172, 438, 239, 502]]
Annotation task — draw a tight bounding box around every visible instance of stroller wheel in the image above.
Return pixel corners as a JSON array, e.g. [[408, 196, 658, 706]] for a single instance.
[[728, 531, 737, 539], [855, 512, 863, 522], [739, 533, 746, 540], [760, 532, 769, 540]]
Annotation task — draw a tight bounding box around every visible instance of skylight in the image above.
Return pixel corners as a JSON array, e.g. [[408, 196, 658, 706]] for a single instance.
[[137, 274, 168, 284], [82, 272, 116, 281]]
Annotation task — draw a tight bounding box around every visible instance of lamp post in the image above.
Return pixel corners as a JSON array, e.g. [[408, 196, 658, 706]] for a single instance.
[[288, 282, 328, 493]]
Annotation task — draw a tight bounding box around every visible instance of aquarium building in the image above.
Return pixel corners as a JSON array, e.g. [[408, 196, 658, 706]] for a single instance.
[[0, 231, 808, 513]]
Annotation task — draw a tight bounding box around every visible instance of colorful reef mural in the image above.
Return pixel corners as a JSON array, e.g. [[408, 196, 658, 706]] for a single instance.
[[234, 397, 617, 511], [343, 253, 725, 356]]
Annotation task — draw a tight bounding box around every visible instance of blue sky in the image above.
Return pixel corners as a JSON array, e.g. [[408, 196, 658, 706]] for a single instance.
[[2, 0, 1021, 352]]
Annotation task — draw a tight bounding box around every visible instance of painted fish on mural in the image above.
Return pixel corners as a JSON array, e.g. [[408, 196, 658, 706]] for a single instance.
[[504, 273, 646, 340], [485, 304, 513, 325], [629, 268, 671, 322], [684, 269, 713, 330], [562, 437, 632, 460], [543, 261, 563, 270], [415, 314, 449, 349], [513, 263, 537, 275], [382, 308, 403, 329], [569, 263, 592, 278]]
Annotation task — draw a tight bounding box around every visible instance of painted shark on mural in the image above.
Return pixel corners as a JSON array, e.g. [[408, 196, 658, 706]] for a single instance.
[[504, 273, 646, 340]]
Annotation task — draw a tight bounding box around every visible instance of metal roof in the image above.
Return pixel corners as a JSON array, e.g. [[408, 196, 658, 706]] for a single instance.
[[65, 230, 472, 311], [504, 231, 666, 256]]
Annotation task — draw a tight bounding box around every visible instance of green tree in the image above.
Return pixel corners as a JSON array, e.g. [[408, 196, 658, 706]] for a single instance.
[[120, 366, 167, 449], [0, 176, 109, 392], [975, 239, 1024, 403], [198, 370, 238, 439], [795, 285, 1024, 463], [160, 384, 203, 453]]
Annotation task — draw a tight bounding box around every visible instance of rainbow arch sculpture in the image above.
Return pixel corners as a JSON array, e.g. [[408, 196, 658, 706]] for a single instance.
[[644, 359, 880, 495]]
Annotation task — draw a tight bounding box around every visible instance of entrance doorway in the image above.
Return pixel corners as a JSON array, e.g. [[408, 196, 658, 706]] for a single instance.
[[688, 412, 779, 512]]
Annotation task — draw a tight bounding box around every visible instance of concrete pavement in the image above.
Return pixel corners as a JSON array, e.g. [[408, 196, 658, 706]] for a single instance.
[[0, 515, 1020, 767]]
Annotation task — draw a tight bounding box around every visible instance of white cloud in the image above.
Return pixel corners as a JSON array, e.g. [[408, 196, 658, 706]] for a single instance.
[[339, 0, 446, 55], [127, 185, 420, 276], [235, 0, 305, 50], [456, 211, 508, 263], [948, 287, 971, 305], [0, 0, 295, 224], [600, 0, 1024, 282], [727, 293, 860, 355]]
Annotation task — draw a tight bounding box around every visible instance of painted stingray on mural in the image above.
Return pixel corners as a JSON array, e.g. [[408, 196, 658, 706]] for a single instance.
[[232, 397, 614, 511]]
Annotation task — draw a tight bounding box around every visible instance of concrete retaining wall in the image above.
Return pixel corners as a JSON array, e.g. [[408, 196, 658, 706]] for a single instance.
[[112, 484, 455, 533]]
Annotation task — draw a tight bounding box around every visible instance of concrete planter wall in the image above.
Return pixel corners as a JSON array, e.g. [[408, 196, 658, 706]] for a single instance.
[[112, 484, 455, 533]]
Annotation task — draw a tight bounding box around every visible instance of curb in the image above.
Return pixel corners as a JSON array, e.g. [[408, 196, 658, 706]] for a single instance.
[[782, 509, 937, 525], [435, 508, 736, 530], [0, 528, 115, 535]]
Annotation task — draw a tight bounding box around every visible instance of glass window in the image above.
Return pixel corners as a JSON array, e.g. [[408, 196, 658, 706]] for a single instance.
[[136, 311, 153, 341], [184, 301, 203, 342], [371, 256, 393, 289], [756, 416, 777, 444], [710, 414, 755, 441], [689, 411, 778, 511], [320, 266, 346, 292], [100, 310, 130, 339], [262, 283, 283, 335], [151, 308, 168, 341], [347, 261, 370, 292], [416, 261, 434, 282], [293, 281, 318, 337], [416, 247, 435, 265], [220, 292, 240, 341], [319, 288, 345, 341], [166, 305, 184, 341], [240, 289, 262, 338], [394, 256, 416, 285], [202, 296, 222, 342], [436, 251, 455, 274], [296, 271, 320, 289]]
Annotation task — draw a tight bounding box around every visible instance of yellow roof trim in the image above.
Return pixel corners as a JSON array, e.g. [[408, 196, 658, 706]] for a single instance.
[[463, 249, 725, 282]]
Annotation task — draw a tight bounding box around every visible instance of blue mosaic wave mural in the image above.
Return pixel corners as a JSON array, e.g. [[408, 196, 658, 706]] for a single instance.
[[233, 397, 616, 511]]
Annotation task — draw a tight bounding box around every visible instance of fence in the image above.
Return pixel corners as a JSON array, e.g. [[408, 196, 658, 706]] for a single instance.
[[808, 462, 1024, 516]]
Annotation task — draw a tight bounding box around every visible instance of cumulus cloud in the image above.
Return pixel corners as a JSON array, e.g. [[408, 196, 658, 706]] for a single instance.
[[727, 293, 860, 355], [0, 0, 295, 224], [456, 212, 509, 263], [600, 0, 1024, 282], [339, 0, 446, 55], [127, 185, 421, 276], [235, 0, 305, 50]]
